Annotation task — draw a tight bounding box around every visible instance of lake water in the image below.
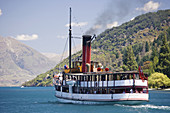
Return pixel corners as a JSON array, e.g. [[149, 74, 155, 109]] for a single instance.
[[0, 87, 170, 113]]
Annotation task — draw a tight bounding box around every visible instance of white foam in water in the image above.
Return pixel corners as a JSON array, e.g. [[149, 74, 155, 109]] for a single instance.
[[115, 104, 170, 110]]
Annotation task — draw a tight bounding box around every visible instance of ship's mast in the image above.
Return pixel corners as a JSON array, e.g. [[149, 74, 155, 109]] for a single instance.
[[69, 7, 72, 70]]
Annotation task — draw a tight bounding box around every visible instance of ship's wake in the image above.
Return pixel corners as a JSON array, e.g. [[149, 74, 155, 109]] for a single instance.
[[115, 104, 170, 110], [33, 101, 61, 105]]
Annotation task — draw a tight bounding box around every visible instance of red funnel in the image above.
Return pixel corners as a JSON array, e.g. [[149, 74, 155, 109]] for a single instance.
[[82, 35, 91, 73]]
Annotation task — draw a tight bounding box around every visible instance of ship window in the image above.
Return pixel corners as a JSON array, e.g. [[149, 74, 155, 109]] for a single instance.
[[81, 76, 84, 81], [98, 75, 101, 81], [101, 75, 105, 81], [94, 75, 97, 81], [136, 88, 143, 93], [55, 85, 61, 91], [126, 88, 135, 93], [117, 75, 120, 80], [80, 76, 83, 81], [73, 76, 76, 80], [126, 88, 131, 93], [112, 75, 115, 80], [92, 76, 94, 81], [84, 76, 87, 81], [72, 62, 75, 68], [143, 88, 148, 93], [115, 89, 124, 94], [93, 63, 97, 68], [136, 74, 139, 79], [65, 75, 68, 80], [120, 75, 127, 80], [127, 74, 132, 79], [107, 74, 109, 81], [88, 76, 90, 81], [77, 62, 80, 66], [68, 75, 70, 79], [109, 74, 112, 81], [79, 62, 82, 66]]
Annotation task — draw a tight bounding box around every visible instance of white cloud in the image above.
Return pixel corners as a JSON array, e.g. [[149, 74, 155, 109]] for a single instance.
[[0, 9, 2, 16], [65, 22, 88, 27], [136, 1, 160, 12], [107, 21, 118, 28], [93, 25, 102, 29], [15, 34, 38, 41]]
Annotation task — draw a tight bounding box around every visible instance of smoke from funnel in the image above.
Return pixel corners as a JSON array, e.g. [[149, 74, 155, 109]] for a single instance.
[[85, 0, 141, 35]]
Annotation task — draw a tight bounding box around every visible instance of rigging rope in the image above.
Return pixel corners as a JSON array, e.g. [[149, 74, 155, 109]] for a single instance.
[[59, 37, 69, 65], [72, 37, 78, 55]]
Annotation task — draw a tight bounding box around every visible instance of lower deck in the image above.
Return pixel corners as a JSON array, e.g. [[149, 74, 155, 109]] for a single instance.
[[55, 90, 149, 104]]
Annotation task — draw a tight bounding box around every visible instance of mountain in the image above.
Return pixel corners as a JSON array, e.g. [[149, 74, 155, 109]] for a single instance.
[[23, 9, 170, 87], [91, 9, 170, 70], [42, 53, 61, 63], [42, 44, 82, 63], [0, 36, 56, 86]]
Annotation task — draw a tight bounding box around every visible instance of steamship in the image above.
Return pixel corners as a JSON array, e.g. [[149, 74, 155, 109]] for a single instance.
[[53, 8, 149, 104]]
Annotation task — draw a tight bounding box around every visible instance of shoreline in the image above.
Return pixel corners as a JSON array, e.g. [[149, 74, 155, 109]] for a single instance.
[[0, 86, 170, 91], [149, 88, 170, 91]]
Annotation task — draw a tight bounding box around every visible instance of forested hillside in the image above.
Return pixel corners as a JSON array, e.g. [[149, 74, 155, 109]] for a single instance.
[[23, 9, 170, 87]]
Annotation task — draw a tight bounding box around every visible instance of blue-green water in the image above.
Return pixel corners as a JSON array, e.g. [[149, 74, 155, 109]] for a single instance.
[[0, 87, 170, 113]]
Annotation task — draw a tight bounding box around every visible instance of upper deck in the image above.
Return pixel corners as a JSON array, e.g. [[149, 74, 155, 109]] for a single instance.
[[62, 71, 148, 87], [64, 71, 142, 76]]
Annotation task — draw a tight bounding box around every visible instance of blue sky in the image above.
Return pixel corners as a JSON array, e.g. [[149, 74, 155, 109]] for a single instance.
[[0, 0, 170, 55]]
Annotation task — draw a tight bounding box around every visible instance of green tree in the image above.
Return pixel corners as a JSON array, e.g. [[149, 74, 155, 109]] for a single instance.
[[145, 41, 150, 52], [115, 51, 120, 58], [123, 46, 138, 71], [122, 65, 129, 71], [150, 46, 159, 61], [149, 62, 155, 75], [150, 42, 159, 72], [157, 33, 170, 77], [136, 55, 140, 65], [166, 27, 170, 41], [153, 56, 159, 70], [148, 72, 170, 89]]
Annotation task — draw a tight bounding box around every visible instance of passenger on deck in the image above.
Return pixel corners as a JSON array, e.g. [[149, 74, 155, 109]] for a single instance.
[[130, 89, 133, 93], [94, 90, 96, 94], [135, 90, 139, 93]]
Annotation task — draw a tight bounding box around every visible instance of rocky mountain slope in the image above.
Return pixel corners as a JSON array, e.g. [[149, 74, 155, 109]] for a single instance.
[[0, 37, 56, 86]]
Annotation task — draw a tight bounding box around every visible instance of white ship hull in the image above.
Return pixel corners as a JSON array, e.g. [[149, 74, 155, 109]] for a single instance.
[[55, 97, 146, 105], [55, 90, 148, 105]]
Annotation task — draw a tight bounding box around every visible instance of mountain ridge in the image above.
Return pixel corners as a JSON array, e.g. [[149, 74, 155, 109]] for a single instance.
[[0, 36, 56, 86]]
